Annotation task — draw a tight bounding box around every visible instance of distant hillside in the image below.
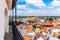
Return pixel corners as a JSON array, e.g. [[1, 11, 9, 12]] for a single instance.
[[9, 16, 60, 19]]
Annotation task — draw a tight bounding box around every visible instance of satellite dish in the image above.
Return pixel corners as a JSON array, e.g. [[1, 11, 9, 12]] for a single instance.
[[42, 0, 53, 5]]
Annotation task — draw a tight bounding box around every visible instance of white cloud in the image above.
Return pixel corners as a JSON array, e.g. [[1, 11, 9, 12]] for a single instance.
[[56, 8, 60, 11], [25, 0, 46, 7], [51, 0, 60, 7], [9, 6, 60, 16], [17, 5, 26, 9], [16, 4, 60, 16], [17, 7, 60, 16]]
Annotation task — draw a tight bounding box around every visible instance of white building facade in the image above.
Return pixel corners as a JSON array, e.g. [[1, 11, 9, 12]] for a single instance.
[[0, 0, 11, 40]]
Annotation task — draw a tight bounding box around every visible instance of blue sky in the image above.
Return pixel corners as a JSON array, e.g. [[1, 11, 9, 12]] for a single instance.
[[9, 0, 60, 16]]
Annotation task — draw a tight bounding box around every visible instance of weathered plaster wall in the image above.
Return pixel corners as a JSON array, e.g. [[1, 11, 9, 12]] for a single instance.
[[0, 0, 8, 40]]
